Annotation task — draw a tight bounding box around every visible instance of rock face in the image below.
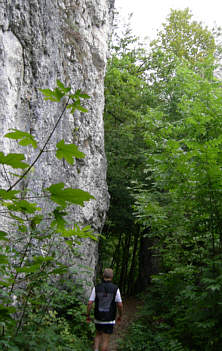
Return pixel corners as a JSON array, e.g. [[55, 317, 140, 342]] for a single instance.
[[0, 0, 114, 294]]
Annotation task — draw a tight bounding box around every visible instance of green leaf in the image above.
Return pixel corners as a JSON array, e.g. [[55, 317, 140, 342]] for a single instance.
[[39, 87, 65, 102], [4, 129, 38, 149], [56, 140, 85, 164], [30, 214, 44, 227], [76, 104, 88, 113], [16, 264, 41, 273], [0, 231, 9, 241], [32, 255, 54, 264], [0, 152, 29, 169], [206, 284, 221, 292], [0, 304, 16, 314], [75, 89, 90, 99], [0, 254, 9, 264], [6, 200, 40, 214], [67, 101, 88, 114], [78, 93, 90, 99], [51, 207, 68, 230], [56, 80, 71, 93], [61, 224, 98, 241], [0, 189, 19, 200], [18, 224, 28, 233], [0, 280, 11, 287], [48, 265, 69, 275], [46, 182, 95, 207]]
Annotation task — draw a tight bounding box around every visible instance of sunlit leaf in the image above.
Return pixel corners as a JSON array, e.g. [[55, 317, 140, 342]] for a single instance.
[[47, 182, 95, 207], [4, 129, 38, 149], [6, 200, 40, 214], [0, 189, 19, 200], [56, 80, 71, 93], [39, 87, 65, 102], [0, 152, 29, 169], [78, 93, 90, 99], [56, 140, 85, 164], [76, 104, 88, 113]]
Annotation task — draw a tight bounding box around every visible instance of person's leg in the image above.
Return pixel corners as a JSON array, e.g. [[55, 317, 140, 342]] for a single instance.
[[101, 333, 111, 351], [94, 330, 102, 351]]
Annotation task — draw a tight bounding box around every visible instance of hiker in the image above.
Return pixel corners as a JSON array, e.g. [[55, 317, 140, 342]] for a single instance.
[[86, 268, 123, 351]]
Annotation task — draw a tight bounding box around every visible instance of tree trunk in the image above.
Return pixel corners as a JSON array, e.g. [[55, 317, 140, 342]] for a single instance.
[[136, 231, 158, 292], [119, 233, 131, 295], [127, 231, 139, 296]]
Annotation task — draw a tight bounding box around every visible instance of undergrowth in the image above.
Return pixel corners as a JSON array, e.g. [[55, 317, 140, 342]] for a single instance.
[[118, 263, 222, 351], [1, 281, 94, 351]]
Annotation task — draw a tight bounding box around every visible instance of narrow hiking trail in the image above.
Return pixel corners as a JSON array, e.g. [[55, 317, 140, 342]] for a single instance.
[[109, 297, 142, 351]]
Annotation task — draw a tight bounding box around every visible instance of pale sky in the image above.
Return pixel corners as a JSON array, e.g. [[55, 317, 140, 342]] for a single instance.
[[115, 0, 222, 40]]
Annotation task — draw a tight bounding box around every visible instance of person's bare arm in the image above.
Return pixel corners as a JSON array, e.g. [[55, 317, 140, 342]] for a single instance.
[[116, 302, 123, 324], [86, 301, 94, 322]]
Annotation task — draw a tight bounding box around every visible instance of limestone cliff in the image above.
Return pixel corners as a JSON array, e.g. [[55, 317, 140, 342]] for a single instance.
[[0, 0, 114, 292]]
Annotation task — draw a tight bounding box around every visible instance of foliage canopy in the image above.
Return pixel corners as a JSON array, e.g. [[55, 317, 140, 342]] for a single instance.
[[103, 8, 222, 350]]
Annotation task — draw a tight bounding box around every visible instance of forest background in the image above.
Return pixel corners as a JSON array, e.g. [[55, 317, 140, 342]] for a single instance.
[[1, 6, 222, 351], [102, 8, 222, 351]]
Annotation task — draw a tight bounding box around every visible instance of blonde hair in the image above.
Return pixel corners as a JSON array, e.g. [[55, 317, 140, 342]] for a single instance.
[[103, 268, 113, 280]]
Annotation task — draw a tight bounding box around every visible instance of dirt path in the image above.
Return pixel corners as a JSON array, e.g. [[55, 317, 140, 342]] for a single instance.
[[108, 297, 142, 351]]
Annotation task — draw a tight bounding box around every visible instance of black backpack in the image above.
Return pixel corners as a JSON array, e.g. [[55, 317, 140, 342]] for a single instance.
[[94, 281, 118, 321]]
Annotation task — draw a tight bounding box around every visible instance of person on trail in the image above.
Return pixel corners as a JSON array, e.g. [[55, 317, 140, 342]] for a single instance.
[[86, 268, 123, 351]]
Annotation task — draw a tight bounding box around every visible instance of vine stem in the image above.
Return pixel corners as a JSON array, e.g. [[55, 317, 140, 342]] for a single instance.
[[3, 164, 12, 187], [7, 97, 70, 192], [14, 287, 32, 336]]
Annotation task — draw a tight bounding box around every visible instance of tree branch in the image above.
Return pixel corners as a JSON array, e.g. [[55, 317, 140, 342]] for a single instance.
[[7, 98, 70, 192]]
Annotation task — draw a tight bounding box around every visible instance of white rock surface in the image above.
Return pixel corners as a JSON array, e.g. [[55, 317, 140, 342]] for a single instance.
[[0, 0, 114, 294]]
